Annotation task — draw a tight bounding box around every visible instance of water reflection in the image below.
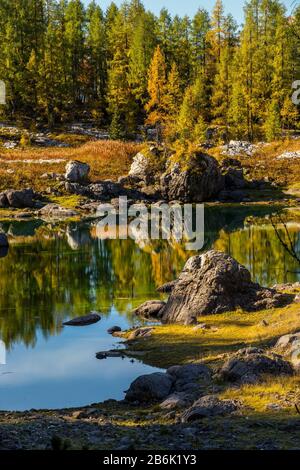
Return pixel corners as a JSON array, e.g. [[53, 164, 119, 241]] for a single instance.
[[0, 206, 300, 350], [0, 205, 300, 410]]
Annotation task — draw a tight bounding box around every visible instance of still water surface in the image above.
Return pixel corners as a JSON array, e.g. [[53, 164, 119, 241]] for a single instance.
[[0, 205, 299, 410]]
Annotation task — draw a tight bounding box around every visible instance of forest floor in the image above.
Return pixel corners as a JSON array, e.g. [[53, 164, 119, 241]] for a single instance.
[[1, 300, 300, 450]]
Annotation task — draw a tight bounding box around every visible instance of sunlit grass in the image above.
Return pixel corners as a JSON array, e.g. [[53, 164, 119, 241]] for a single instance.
[[0, 140, 141, 192], [124, 303, 300, 368]]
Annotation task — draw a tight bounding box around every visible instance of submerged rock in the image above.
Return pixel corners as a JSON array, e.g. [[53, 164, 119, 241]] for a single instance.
[[63, 312, 101, 326], [133, 300, 166, 320], [161, 251, 293, 324], [181, 395, 240, 423], [65, 160, 90, 183]]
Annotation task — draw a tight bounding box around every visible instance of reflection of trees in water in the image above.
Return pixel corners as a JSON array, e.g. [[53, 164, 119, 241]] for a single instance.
[[0, 205, 292, 348], [270, 214, 300, 265]]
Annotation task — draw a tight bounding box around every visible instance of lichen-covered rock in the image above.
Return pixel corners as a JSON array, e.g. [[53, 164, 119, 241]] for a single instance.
[[181, 395, 240, 423], [125, 372, 174, 403], [133, 300, 166, 320], [161, 251, 293, 324], [219, 353, 294, 384], [160, 153, 223, 203], [128, 147, 166, 186], [65, 160, 90, 183]]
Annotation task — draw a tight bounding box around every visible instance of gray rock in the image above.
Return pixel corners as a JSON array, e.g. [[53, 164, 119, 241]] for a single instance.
[[167, 364, 212, 385], [160, 153, 224, 203], [40, 204, 78, 218], [133, 300, 166, 320], [223, 167, 247, 190], [65, 160, 90, 183], [128, 327, 154, 341], [159, 393, 191, 410], [5, 189, 35, 208], [182, 395, 240, 422], [63, 312, 101, 326], [0, 193, 9, 208], [107, 326, 122, 335], [219, 353, 294, 383], [129, 152, 153, 183], [0, 232, 9, 247], [125, 372, 174, 403], [161, 251, 293, 324], [157, 281, 177, 293], [275, 332, 300, 350]]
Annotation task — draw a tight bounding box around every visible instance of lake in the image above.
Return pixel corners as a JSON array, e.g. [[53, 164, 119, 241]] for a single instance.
[[0, 204, 300, 410]]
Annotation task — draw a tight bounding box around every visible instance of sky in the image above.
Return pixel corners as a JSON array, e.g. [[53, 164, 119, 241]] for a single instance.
[[84, 0, 296, 24]]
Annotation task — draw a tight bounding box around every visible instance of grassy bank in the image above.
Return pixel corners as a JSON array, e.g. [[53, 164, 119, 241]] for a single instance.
[[0, 140, 140, 193]]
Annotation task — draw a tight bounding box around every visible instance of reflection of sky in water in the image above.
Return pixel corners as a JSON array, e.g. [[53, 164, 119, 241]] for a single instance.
[[1, 207, 300, 411], [0, 310, 162, 410]]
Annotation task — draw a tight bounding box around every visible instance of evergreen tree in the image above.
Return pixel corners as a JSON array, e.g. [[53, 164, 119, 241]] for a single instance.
[[145, 46, 167, 141]]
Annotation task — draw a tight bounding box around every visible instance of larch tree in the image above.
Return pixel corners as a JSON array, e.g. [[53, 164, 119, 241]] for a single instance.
[[145, 45, 168, 142]]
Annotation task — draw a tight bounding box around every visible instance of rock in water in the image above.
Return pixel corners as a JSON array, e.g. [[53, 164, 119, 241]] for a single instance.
[[160, 153, 224, 203], [63, 312, 101, 326], [107, 326, 122, 335], [0, 233, 9, 247], [65, 160, 90, 183], [161, 251, 293, 324]]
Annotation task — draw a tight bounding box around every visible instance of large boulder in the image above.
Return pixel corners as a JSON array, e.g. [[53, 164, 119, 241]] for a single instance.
[[160, 153, 224, 203], [219, 351, 294, 384], [181, 395, 240, 423], [161, 251, 293, 324], [125, 372, 174, 403], [128, 147, 166, 185], [65, 160, 90, 183], [167, 364, 212, 392], [5, 189, 35, 208]]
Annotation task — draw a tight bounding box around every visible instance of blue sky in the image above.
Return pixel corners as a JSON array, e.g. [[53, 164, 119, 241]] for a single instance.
[[84, 0, 295, 23]]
